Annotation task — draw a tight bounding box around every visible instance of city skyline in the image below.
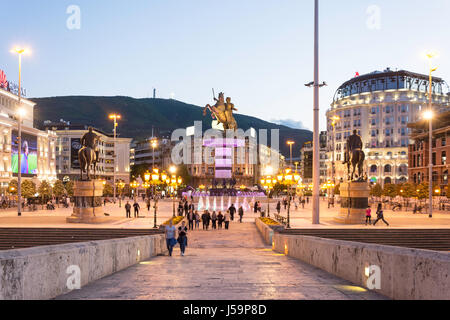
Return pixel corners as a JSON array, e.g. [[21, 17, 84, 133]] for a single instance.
[[1, 0, 449, 131]]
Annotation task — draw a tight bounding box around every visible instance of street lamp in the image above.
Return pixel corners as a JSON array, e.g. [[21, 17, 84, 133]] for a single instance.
[[287, 141, 295, 169], [11, 47, 30, 217], [167, 166, 183, 217], [108, 113, 121, 204], [151, 138, 158, 197], [277, 168, 301, 228], [424, 51, 438, 218]]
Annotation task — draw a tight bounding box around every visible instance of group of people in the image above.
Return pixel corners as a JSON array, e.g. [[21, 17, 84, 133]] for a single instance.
[[365, 203, 390, 226], [185, 203, 245, 231], [164, 220, 188, 256]]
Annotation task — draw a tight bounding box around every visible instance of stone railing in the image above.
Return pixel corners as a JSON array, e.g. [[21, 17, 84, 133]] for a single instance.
[[273, 233, 450, 300], [0, 234, 166, 300], [255, 218, 285, 245]]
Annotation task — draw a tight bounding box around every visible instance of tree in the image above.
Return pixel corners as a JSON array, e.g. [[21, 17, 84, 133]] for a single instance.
[[417, 182, 429, 201], [53, 180, 66, 198], [103, 183, 113, 197], [21, 180, 36, 200], [383, 183, 397, 200], [38, 181, 52, 204], [8, 179, 18, 195], [334, 184, 340, 195], [130, 164, 149, 181], [65, 181, 74, 197], [370, 183, 382, 198], [178, 164, 192, 186], [447, 186, 450, 199], [398, 183, 416, 210]]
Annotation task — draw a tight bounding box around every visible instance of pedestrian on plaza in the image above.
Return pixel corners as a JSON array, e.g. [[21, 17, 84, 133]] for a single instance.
[[228, 204, 236, 221], [302, 199, 305, 209], [257, 201, 262, 213], [211, 211, 217, 229], [104, 198, 107, 206], [217, 211, 224, 229], [125, 201, 131, 218], [195, 211, 201, 229], [188, 209, 195, 230], [147, 199, 151, 212], [133, 201, 140, 218], [224, 210, 231, 230], [373, 203, 389, 226], [177, 221, 188, 256], [276, 201, 281, 214], [178, 201, 184, 216], [206, 211, 211, 230], [238, 206, 244, 223], [184, 201, 189, 217], [188, 201, 195, 213], [306, 197, 309, 204], [165, 220, 177, 257], [283, 198, 288, 210], [365, 206, 372, 225], [254, 201, 258, 213]]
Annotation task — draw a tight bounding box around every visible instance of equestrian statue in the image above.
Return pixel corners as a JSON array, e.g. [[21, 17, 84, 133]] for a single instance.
[[343, 130, 366, 182], [78, 127, 99, 180], [203, 90, 238, 131]]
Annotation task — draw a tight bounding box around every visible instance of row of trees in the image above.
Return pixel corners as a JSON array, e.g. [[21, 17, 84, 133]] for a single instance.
[[369, 182, 450, 200], [8, 179, 74, 202]]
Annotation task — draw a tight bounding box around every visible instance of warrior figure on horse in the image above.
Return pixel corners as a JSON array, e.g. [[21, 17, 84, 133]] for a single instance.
[[79, 127, 99, 180], [203, 91, 238, 131], [343, 130, 366, 181]]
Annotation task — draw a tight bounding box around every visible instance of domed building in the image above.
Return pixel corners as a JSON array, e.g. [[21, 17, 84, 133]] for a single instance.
[[326, 68, 449, 186]]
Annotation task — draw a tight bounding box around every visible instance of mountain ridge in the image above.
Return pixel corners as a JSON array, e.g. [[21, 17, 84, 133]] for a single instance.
[[31, 95, 312, 158]]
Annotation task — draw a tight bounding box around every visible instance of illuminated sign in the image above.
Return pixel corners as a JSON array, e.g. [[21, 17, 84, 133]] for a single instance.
[[0, 69, 26, 96], [0, 70, 7, 89]]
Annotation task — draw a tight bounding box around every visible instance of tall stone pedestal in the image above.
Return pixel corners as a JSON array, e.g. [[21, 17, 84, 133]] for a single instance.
[[67, 180, 107, 224], [334, 182, 370, 224]]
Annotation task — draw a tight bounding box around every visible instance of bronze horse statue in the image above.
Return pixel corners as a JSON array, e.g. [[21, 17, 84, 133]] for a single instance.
[[78, 146, 97, 181], [344, 149, 365, 181]]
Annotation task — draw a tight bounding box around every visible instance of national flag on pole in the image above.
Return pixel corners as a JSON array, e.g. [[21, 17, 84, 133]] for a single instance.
[[354, 72, 360, 77]]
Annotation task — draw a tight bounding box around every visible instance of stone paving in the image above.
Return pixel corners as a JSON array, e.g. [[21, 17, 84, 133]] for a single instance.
[[57, 222, 386, 300]]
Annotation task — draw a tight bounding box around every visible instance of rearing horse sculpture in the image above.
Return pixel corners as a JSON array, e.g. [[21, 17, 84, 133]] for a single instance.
[[344, 130, 366, 181], [78, 127, 99, 181]]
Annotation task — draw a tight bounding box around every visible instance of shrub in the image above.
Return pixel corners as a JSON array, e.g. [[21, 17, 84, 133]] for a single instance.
[[259, 217, 280, 225], [162, 216, 185, 226]]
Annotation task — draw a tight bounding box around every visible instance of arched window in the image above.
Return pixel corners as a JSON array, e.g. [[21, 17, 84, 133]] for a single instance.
[[398, 164, 408, 175], [370, 165, 378, 174], [413, 174, 417, 184], [384, 177, 392, 184], [384, 164, 392, 173]]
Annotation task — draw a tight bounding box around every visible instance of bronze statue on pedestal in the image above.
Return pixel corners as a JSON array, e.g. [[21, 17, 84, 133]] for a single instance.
[[343, 130, 366, 181], [78, 127, 99, 180]]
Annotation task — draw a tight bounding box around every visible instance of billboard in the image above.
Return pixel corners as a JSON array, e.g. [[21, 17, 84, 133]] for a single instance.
[[71, 138, 82, 169], [11, 130, 38, 177]]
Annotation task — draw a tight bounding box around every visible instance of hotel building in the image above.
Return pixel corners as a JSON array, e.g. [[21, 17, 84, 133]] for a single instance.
[[0, 86, 57, 192], [326, 68, 449, 186]]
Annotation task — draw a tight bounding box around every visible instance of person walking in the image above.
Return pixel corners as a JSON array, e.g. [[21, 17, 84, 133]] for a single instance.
[[165, 220, 177, 257], [187, 209, 195, 230], [146, 198, 151, 212], [254, 201, 258, 213], [195, 211, 200, 229], [238, 206, 244, 223], [228, 204, 236, 221], [217, 211, 224, 229], [211, 211, 217, 229], [133, 201, 140, 218], [365, 206, 372, 225], [177, 221, 188, 256], [276, 201, 281, 214], [184, 201, 189, 217], [178, 201, 184, 216], [224, 210, 230, 230], [125, 201, 131, 218], [206, 211, 211, 230], [373, 203, 390, 226], [283, 198, 288, 210]]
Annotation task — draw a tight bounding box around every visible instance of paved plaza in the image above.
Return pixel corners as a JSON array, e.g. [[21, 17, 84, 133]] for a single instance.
[[0, 197, 449, 230], [57, 222, 386, 300]]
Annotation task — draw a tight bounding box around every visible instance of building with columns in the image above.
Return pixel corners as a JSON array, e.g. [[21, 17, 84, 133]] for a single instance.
[[0, 87, 57, 193], [326, 68, 449, 186]]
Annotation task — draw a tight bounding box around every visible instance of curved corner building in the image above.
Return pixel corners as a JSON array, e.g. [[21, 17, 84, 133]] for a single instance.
[[326, 68, 449, 186]]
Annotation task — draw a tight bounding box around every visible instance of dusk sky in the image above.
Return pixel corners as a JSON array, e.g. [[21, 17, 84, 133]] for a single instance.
[[1, 0, 449, 131]]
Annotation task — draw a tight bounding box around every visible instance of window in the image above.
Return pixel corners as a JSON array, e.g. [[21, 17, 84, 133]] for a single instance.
[[442, 151, 447, 165], [384, 165, 392, 173], [432, 152, 436, 165], [442, 137, 446, 147], [370, 165, 377, 174]]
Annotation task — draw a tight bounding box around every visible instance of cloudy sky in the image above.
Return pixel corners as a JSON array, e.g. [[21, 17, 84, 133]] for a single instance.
[[1, 0, 449, 131]]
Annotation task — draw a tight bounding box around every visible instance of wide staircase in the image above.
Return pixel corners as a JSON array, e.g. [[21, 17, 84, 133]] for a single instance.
[[281, 229, 450, 251], [0, 228, 163, 251]]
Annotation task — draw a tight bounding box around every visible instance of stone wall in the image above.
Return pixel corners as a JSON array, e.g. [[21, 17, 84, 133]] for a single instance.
[[255, 218, 285, 245], [0, 234, 166, 300], [273, 233, 450, 300]]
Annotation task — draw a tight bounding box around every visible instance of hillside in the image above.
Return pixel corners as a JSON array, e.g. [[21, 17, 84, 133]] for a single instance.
[[32, 96, 312, 158]]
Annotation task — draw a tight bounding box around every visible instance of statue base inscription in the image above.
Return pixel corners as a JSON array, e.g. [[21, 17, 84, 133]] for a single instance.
[[67, 180, 108, 224], [334, 182, 370, 224]]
